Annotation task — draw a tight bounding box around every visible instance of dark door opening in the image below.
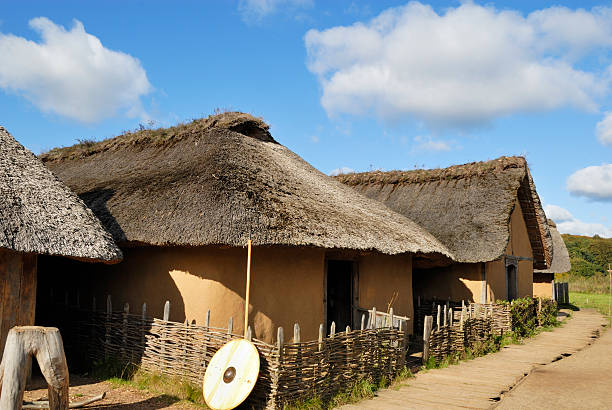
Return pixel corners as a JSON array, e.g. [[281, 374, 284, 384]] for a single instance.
[[326, 260, 353, 333], [506, 264, 518, 301]]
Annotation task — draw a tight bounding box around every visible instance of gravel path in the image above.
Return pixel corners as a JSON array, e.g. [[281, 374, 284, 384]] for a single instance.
[[495, 315, 611, 409], [341, 309, 606, 409]]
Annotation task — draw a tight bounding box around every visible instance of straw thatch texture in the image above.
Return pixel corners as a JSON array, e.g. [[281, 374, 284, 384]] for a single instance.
[[535, 220, 570, 274], [337, 157, 552, 269], [0, 126, 121, 262], [42, 113, 450, 256]]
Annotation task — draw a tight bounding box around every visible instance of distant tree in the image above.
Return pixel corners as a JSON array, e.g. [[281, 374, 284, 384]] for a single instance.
[[563, 234, 612, 277]]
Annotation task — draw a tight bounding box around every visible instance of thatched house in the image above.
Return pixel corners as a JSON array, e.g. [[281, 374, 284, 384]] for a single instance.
[[40, 112, 451, 342], [0, 126, 122, 357], [337, 157, 552, 303], [534, 220, 570, 298]]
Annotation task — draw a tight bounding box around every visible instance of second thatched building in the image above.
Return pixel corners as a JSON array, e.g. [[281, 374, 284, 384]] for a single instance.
[[338, 157, 553, 303]]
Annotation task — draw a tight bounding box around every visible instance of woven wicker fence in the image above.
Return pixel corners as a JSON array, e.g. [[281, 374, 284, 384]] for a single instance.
[[422, 302, 512, 364], [422, 298, 556, 364], [43, 297, 409, 409]]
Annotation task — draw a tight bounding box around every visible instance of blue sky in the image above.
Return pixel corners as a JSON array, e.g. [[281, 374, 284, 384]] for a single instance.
[[1, 0, 611, 237]]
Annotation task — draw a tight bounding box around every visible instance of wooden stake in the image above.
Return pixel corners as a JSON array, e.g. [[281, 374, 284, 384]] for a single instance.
[[244, 239, 252, 338], [422, 315, 433, 364], [608, 264, 611, 321]]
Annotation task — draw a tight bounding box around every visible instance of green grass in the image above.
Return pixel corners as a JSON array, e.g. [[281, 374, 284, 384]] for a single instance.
[[284, 367, 414, 409], [558, 273, 611, 294], [570, 291, 612, 320]]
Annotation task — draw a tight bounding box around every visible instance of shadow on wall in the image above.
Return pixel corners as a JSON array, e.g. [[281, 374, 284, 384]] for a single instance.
[[36, 246, 270, 339], [412, 267, 476, 303], [36, 253, 186, 324]]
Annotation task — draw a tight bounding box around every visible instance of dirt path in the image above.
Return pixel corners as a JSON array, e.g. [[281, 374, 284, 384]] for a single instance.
[[24, 375, 201, 409], [341, 309, 607, 409], [495, 316, 612, 409]]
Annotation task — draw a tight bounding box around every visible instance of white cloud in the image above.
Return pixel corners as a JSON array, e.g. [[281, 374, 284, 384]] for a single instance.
[[567, 164, 612, 200], [310, 135, 320, 143], [0, 17, 151, 123], [546, 204, 612, 237], [239, 0, 312, 22], [544, 204, 573, 222], [596, 112, 612, 146], [329, 166, 355, 176], [557, 219, 612, 238], [305, 3, 612, 127], [413, 135, 451, 152]]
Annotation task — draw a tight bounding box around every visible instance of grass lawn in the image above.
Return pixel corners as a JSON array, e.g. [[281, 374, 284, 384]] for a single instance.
[[569, 292, 612, 320]]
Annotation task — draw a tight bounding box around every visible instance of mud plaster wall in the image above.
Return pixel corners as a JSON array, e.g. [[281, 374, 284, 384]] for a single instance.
[[413, 262, 483, 304], [39, 246, 325, 344], [533, 272, 554, 298], [486, 198, 534, 302], [358, 253, 413, 333]]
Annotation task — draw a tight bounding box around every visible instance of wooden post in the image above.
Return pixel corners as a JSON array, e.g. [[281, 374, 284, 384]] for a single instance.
[[449, 308, 453, 327], [141, 302, 147, 353], [163, 301, 170, 321], [160, 300, 169, 374], [0, 327, 69, 410], [399, 320, 409, 369], [294, 323, 301, 343], [205, 310, 210, 328], [227, 317, 233, 335], [318, 324, 324, 352], [417, 295, 421, 307], [460, 307, 464, 330], [608, 264, 611, 320], [372, 307, 377, 329], [443, 305, 447, 327], [105, 295, 111, 359], [330, 321, 336, 337], [244, 239, 252, 338], [436, 305, 441, 331], [292, 323, 301, 382], [422, 315, 433, 364], [122, 303, 129, 361], [246, 326, 253, 341], [277, 327, 284, 360], [389, 307, 394, 328], [361, 314, 366, 331]]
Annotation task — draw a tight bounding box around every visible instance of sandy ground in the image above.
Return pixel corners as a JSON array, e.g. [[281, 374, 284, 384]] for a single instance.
[[24, 375, 201, 409], [496, 323, 612, 409]]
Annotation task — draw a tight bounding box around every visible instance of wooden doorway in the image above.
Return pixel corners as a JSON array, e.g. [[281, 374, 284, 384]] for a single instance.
[[325, 260, 356, 334], [506, 264, 518, 301]]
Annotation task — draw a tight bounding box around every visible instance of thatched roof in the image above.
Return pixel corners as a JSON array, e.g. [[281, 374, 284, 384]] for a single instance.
[[336, 157, 552, 269], [535, 220, 570, 274], [41, 112, 451, 257], [0, 126, 122, 262]]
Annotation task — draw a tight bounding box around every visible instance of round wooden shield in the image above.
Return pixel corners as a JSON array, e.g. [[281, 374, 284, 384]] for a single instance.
[[203, 339, 260, 410]]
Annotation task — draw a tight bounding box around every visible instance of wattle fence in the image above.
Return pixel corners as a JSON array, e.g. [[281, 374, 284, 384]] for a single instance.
[[40, 292, 556, 408], [42, 295, 409, 409], [420, 297, 556, 364]]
